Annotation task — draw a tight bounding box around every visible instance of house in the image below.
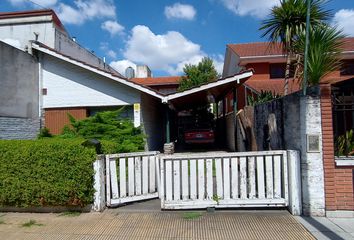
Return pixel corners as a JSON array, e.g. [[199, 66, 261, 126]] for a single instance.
[[0, 9, 253, 152], [222, 39, 354, 215], [0, 9, 164, 150]]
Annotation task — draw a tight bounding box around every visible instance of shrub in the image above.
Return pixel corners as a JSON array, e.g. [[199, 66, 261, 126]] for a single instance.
[[59, 109, 145, 153], [0, 139, 96, 207], [37, 127, 52, 138]]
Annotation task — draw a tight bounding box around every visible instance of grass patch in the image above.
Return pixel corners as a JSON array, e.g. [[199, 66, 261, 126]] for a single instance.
[[0, 219, 5, 224], [58, 211, 81, 217], [21, 220, 43, 227], [182, 212, 202, 220]]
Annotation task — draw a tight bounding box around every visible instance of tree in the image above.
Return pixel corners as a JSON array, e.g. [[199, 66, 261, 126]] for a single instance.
[[293, 25, 344, 85], [178, 57, 219, 91], [260, 0, 331, 95]]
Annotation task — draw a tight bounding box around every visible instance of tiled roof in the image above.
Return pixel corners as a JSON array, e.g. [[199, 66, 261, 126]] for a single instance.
[[0, 9, 66, 32], [228, 42, 284, 57], [244, 79, 300, 96], [321, 75, 354, 85], [131, 76, 181, 86], [229, 37, 354, 57]]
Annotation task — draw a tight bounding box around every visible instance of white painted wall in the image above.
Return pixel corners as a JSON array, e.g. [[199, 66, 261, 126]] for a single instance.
[[0, 22, 56, 50], [42, 54, 140, 108], [300, 95, 325, 216], [222, 48, 241, 78]]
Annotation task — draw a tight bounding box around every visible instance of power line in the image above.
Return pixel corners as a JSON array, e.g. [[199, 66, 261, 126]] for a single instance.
[[25, 0, 49, 9]]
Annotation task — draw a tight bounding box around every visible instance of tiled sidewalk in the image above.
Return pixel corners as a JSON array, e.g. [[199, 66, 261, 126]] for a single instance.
[[0, 210, 314, 240]]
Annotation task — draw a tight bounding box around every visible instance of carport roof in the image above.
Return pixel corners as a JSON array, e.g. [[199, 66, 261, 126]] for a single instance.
[[163, 71, 253, 110]]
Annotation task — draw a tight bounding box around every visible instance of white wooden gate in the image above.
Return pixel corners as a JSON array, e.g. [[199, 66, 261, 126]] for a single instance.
[[160, 151, 289, 209], [106, 151, 160, 207]]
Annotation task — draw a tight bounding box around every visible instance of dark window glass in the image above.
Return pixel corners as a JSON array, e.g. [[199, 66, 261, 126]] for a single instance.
[[340, 60, 354, 76], [270, 63, 294, 79]]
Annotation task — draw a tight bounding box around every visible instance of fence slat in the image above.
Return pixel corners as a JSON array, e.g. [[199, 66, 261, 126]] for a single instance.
[[274, 155, 282, 198], [156, 156, 161, 196], [231, 157, 238, 199], [248, 157, 256, 199], [166, 160, 173, 201], [198, 159, 205, 200], [173, 161, 181, 200], [240, 157, 247, 199], [109, 160, 119, 199], [223, 158, 230, 200], [135, 157, 142, 195], [206, 158, 213, 200], [119, 158, 126, 197], [190, 160, 197, 200], [265, 155, 274, 199], [215, 158, 223, 198], [181, 160, 189, 200], [142, 156, 149, 195], [256, 156, 265, 199], [106, 156, 111, 206], [149, 156, 155, 193], [128, 157, 135, 196]]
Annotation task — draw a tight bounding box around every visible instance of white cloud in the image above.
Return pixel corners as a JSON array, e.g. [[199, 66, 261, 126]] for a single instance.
[[57, 0, 116, 25], [123, 25, 202, 75], [101, 20, 124, 35], [333, 9, 354, 37], [110, 60, 137, 76], [219, 0, 279, 18], [99, 42, 117, 59], [164, 3, 196, 20], [107, 50, 117, 59], [7, 0, 57, 7]]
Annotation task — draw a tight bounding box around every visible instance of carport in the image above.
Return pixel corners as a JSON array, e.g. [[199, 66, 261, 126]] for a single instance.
[[160, 70, 253, 152]]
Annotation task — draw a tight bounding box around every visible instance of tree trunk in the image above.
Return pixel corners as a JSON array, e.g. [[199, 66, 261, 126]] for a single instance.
[[284, 53, 292, 95]]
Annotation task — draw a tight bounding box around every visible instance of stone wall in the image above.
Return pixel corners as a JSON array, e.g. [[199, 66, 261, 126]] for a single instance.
[[0, 117, 40, 140]]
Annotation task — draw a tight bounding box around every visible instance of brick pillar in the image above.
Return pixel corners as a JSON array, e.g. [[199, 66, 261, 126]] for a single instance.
[[320, 84, 354, 213]]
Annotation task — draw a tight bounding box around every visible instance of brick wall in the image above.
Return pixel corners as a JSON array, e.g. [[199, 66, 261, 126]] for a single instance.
[[320, 84, 354, 211], [45, 107, 88, 134], [0, 117, 40, 139]]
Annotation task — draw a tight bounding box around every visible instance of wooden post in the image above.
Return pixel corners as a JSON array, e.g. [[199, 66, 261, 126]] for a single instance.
[[233, 88, 238, 151], [165, 105, 170, 143], [93, 154, 106, 211]]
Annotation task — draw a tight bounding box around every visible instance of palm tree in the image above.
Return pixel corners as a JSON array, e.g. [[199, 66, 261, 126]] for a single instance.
[[293, 26, 344, 85], [260, 0, 331, 95]]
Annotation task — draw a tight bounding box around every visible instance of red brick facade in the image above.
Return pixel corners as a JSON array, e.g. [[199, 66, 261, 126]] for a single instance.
[[320, 84, 354, 211]]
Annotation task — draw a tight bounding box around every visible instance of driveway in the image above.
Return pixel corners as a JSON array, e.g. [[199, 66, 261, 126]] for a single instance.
[[0, 208, 314, 240]]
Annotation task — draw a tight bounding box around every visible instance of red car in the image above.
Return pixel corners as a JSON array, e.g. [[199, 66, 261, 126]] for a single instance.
[[184, 128, 215, 144]]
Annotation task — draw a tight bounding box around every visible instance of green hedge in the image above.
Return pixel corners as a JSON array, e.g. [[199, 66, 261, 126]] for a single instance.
[[0, 139, 96, 207]]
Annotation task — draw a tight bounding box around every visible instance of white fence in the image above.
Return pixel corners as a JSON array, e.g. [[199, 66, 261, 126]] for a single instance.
[[105, 151, 160, 207], [93, 150, 301, 215], [160, 151, 300, 211]]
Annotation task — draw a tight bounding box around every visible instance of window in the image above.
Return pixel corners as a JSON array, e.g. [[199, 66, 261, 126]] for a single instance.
[[332, 79, 354, 159], [269, 63, 294, 79], [340, 60, 354, 76]]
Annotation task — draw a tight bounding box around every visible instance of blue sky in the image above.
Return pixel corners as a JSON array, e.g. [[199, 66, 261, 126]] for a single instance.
[[2, 0, 354, 76]]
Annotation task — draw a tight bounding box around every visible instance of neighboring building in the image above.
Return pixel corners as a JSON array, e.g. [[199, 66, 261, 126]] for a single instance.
[[0, 41, 40, 139], [222, 39, 354, 215], [0, 9, 120, 76], [222, 38, 354, 110]]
